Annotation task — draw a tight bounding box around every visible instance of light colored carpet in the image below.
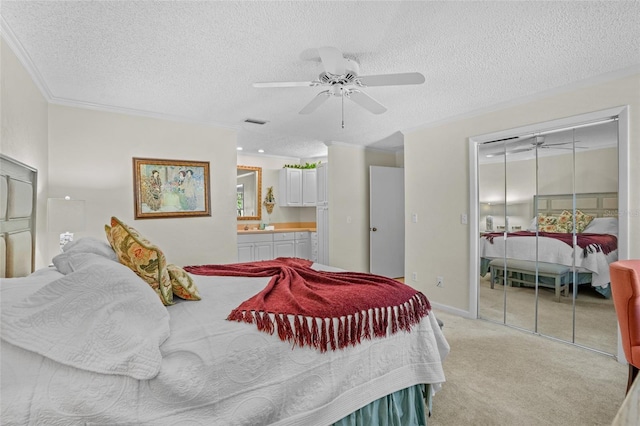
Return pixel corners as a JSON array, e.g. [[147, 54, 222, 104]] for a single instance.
[[478, 273, 618, 354], [429, 310, 628, 426]]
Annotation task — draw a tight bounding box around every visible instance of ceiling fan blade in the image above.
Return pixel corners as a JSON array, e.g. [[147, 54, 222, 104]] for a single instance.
[[541, 145, 588, 150], [253, 81, 317, 88], [511, 147, 534, 153], [488, 147, 533, 157], [357, 72, 425, 87], [318, 46, 346, 75], [346, 90, 387, 114], [299, 91, 331, 114], [541, 141, 584, 147]]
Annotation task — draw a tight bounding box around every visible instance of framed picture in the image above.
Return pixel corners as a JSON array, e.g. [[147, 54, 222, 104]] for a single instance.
[[133, 157, 211, 219]]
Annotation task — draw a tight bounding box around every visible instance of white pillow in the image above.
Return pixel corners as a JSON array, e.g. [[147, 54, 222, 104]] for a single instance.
[[1, 259, 170, 380], [583, 217, 618, 235], [62, 236, 118, 261], [53, 251, 116, 275]]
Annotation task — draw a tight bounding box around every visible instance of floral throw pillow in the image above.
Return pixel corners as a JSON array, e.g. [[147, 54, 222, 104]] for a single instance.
[[574, 210, 595, 233], [167, 264, 201, 301], [555, 210, 573, 233], [105, 217, 173, 306], [537, 214, 559, 232]]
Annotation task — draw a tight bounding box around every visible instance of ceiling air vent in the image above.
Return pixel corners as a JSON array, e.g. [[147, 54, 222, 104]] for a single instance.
[[244, 118, 268, 125]]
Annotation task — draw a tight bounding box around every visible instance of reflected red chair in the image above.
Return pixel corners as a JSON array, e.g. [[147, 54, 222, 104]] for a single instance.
[[609, 260, 640, 393]]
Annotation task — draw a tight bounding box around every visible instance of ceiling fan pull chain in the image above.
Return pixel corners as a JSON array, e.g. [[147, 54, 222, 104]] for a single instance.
[[341, 89, 345, 129]]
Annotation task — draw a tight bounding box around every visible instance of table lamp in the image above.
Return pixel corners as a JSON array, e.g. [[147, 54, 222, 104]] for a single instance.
[[47, 196, 86, 252]]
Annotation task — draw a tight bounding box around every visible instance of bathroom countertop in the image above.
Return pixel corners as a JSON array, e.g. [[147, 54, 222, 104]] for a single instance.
[[237, 227, 316, 234]]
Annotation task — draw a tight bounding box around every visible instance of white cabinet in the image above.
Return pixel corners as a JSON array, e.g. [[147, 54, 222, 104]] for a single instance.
[[310, 232, 318, 262], [302, 169, 317, 206], [279, 168, 317, 207], [273, 232, 295, 258], [316, 206, 329, 265], [316, 162, 328, 206], [238, 231, 312, 261], [294, 231, 310, 259], [279, 168, 303, 206], [315, 162, 329, 265], [237, 243, 253, 263], [237, 233, 274, 262], [254, 241, 274, 261]]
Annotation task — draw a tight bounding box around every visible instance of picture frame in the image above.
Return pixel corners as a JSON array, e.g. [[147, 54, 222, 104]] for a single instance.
[[133, 157, 211, 219]]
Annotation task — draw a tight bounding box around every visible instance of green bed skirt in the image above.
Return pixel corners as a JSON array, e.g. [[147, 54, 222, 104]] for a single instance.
[[332, 384, 431, 426]]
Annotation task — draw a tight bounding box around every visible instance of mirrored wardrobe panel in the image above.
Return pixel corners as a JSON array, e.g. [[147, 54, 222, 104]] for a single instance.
[[477, 117, 619, 355]]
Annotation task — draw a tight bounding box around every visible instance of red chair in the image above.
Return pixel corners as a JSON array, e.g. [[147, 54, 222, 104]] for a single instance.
[[609, 260, 640, 393]]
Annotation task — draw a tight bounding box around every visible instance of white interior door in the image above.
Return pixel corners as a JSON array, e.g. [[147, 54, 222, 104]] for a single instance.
[[370, 166, 404, 278]]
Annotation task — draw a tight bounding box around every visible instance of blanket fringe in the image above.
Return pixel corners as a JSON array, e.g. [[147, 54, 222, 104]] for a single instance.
[[583, 243, 602, 257], [226, 292, 432, 352]]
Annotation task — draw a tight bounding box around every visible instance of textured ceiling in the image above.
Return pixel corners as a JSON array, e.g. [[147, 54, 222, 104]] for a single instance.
[[2, 1, 639, 159]]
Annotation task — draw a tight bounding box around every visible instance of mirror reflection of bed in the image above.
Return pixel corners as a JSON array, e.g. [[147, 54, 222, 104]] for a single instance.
[[477, 118, 619, 355]]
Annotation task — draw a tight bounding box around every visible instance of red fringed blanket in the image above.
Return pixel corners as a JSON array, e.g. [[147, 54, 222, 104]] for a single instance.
[[184, 258, 431, 352], [482, 231, 618, 256]]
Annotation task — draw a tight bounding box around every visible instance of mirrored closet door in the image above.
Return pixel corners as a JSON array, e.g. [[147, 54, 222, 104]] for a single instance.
[[477, 117, 619, 355]]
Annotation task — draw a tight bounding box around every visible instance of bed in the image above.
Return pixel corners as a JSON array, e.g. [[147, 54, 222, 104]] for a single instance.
[[479, 192, 619, 297], [1, 208, 449, 424], [0, 154, 37, 279]]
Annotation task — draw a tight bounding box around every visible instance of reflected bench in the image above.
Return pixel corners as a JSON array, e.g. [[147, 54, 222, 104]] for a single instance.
[[489, 258, 570, 302]]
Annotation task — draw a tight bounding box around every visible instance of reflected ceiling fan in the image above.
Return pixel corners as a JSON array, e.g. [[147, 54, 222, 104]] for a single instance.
[[252, 46, 425, 127], [490, 136, 587, 156]]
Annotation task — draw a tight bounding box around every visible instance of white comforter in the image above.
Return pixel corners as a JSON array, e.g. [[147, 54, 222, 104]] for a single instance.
[[1, 262, 448, 425], [479, 234, 618, 287]]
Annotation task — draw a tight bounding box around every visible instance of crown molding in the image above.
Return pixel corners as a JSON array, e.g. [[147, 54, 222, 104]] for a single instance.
[[1, 16, 53, 101], [1, 18, 237, 131], [237, 152, 301, 161], [324, 140, 398, 154], [49, 97, 238, 130], [403, 64, 640, 135]]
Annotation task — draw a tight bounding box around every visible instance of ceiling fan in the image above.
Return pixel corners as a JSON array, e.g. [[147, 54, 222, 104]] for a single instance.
[[252, 46, 425, 127], [488, 136, 587, 156]]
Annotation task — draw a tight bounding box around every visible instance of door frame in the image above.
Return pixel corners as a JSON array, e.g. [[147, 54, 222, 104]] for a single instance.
[[468, 105, 629, 360]]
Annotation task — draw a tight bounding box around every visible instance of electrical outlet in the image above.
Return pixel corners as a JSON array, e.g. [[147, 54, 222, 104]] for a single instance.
[[411, 272, 418, 281], [436, 276, 444, 287], [411, 213, 418, 223], [460, 213, 468, 225]]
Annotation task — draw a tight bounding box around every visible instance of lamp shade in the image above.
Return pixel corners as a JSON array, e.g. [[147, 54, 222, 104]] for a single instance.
[[47, 197, 86, 233]]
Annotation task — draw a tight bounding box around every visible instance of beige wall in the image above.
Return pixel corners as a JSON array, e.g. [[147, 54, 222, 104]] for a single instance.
[[48, 105, 238, 267], [405, 73, 640, 315], [0, 39, 49, 269], [479, 147, 618, 230], [328, 143, 398, 272]]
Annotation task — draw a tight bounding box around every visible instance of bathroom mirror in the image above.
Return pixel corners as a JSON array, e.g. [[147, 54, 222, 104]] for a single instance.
[[237, 165, 261, 221]]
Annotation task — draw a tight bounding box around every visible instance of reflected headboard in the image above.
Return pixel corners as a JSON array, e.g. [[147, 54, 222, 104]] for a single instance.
[[0, 155, 37, 278], [534, 192, 618, 218]]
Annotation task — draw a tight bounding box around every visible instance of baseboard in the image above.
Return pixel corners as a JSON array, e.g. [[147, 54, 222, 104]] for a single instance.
[[430, 302, 475, 319]]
